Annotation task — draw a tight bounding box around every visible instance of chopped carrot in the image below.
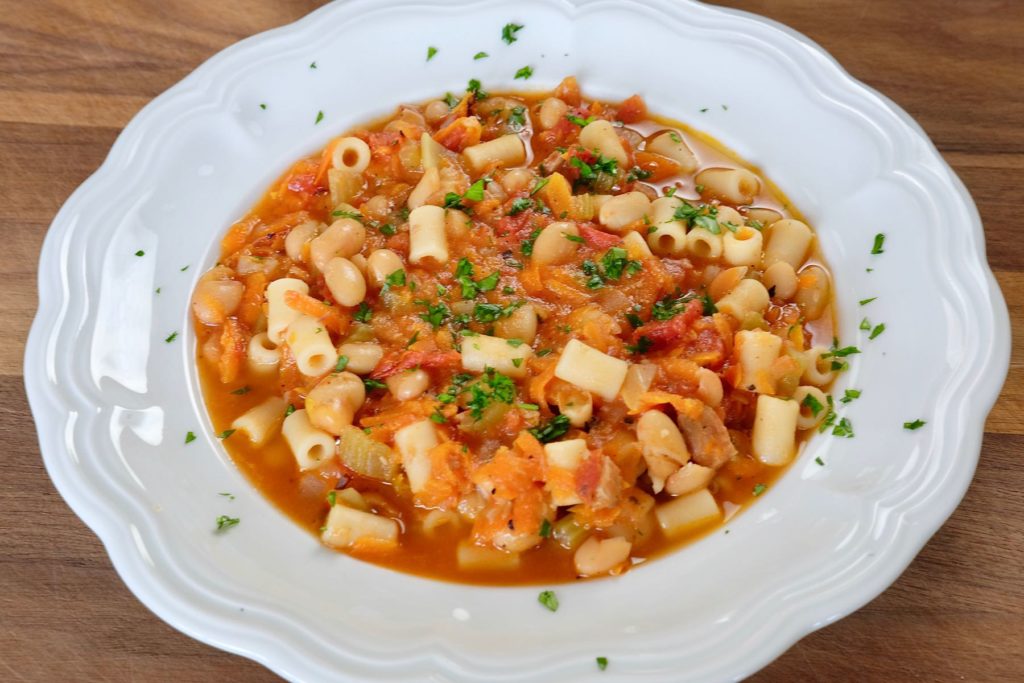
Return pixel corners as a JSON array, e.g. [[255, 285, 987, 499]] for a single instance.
[[283, 289, 349, 336], [634, 150, 683, 182], [434, 116, 482, 152], [314, 137, 341, 187], [217, 317, 248, 384], [237, 272, 267, 329], [528, 360, 557, 412], [221, 216, 259, 256]]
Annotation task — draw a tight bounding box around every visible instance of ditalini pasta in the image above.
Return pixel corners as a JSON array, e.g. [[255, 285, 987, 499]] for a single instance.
[[193, 76, 839, 585]]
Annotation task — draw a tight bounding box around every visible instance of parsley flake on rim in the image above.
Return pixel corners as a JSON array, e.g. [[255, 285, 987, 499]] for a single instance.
[[315, 110, 324, 125], [537, 589, 559, 612], [426, 46, 438, 61], [514, 65, 534, 80], [215, 515, 240, 532], [596, 657, 609, 671], [904, 419, 927, 430], [871, 233, 886, 254], [501, 22, 524, 44]]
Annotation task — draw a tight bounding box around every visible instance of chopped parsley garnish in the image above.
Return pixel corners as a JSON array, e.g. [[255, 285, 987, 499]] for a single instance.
[[378, 222, 397, 236], [508, 197, 534, 215], [454, 258, 500, 298], [437, 373, 473, 404], [473, 300, 522, 322], [514, 65, 533, 80], [180, 265, 189, 272], [354, 302, 373, 323], [801, 392, 824, 416], [596, 657, 608, 671], [652, 292, 694, 320], [259, 103, 267, 110], [506, 338, 525, 347], [429, 410, 447, 424], [466, 78, 488, 100], [417, 301, 451, 329], [405, 331, 419, 348], [474, 51, 489, 60], [563, 233, 585, 243], [869, 323, 886, 340], [502, 22, 524, 44], [539, 519, 552, 537], [443, 92, 460, 108], [230, 386, 251, 395], [871, 233, 886, 254], [327, 491, 336, 506], [164, 331, 178, 343], [309, 61, 317, 69], [385, 268, 407, 287], [134, 250, 145, 257], [530, 177, 549, 195], [332, 209, 363, 221], [580, 247, 641, 289], [832, 417, 855, 438], [673, 201, 720, 233], [334, 355, 350, 372], [284, 404, 296, 417], [904, 419, 927, 430], [626, 336, 653, 354], [444, 178, 486, 210], [815, 456, 825, 466], [466, 368, 517, 419], [215, 515, 240, 532], [529, 414, 571, 443], [315, 110, 324, 125], [566, 113, 596, 127], [508, 106, 527, 130], [859, 296, 877, 306], [219, 492, 235, 500], [752, 483, 766, 496], [426, 46, 438, 61], [537, 589, 559, 612], [860, 317, 871, 331], [185, 431, 197, 444], [521, 228, 542, 256], [536, 348, 553, 357], [818, 395, 837, 434], [626, 166, 653, 182], [217, 429, 236, 439], [839, 389, 861, 404], [570, 152, 618, 185], [363, 379, 387, 391]]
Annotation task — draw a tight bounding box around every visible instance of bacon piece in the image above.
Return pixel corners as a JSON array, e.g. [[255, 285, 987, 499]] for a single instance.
[[369, 350, 461, 380], [633, 299, 702, 348], [578, 223, 622, 250]]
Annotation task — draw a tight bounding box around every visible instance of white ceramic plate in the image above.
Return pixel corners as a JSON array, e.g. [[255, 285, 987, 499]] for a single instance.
[[25, 1, 1010, 681]]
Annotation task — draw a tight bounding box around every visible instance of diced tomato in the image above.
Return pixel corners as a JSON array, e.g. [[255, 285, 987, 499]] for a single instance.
[[616, 94, 647, 124], [368, 130, 401, 158], [578, 223, 622, 250], [369, 350, 462, 379], [286, 173, 319, 194], [633, 299, 702, 347]]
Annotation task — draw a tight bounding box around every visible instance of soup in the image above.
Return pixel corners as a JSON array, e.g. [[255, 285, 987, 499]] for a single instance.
[[192, 76, 837, 584]]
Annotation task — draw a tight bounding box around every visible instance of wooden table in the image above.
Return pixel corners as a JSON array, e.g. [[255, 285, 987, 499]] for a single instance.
[[1, 1, 1020, 680]]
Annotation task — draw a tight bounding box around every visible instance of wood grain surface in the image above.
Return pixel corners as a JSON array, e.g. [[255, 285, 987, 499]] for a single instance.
[[1, 1, 1020, 680]]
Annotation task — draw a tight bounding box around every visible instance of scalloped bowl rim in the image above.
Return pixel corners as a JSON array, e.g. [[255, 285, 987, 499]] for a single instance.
[[24, 0, 1010, 681]]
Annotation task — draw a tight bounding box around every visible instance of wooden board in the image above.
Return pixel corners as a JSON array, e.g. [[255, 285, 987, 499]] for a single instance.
[[0, 1, 1020, 679]]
